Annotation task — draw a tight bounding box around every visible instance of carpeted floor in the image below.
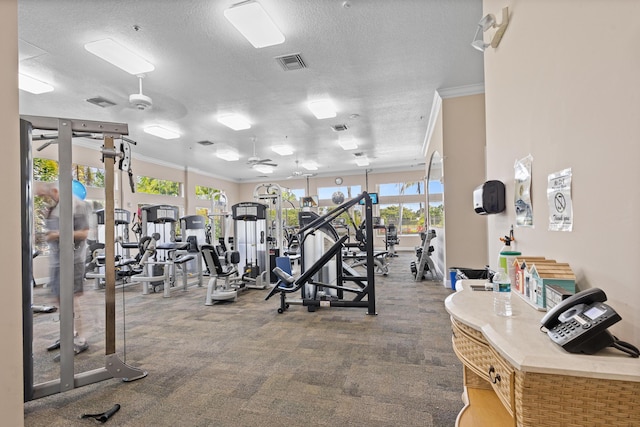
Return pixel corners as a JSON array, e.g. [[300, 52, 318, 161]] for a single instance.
[[25, 251, 463, 426]]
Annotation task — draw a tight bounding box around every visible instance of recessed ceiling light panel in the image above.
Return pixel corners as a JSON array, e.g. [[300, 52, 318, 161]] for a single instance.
[[216, 149, 240, 161], [84, 38, 155, 75], [224, 1, 285, 49], [301, 162, 318, 171], [217, 114, 251, 131], [355, 157, 370, 167], [143, 125, 180, 140], [18, 74, 54, 94], [254, 164, 274, 174], [338, 137, 358, 150], [271, 145, 294, 156], [308, 99, 336, 119]]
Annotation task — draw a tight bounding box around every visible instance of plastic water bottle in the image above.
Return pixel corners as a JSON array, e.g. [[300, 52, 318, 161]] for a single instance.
[[493, 268, 512, 316]]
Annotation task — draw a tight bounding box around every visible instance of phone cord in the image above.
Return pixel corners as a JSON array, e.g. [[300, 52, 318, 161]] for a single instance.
[[611, 336, 640, 358]]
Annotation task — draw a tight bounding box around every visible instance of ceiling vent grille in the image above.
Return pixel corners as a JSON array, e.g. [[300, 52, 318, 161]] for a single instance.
[[196, 140, 214, 146], [331, 124, 348, 132], [275, 53, 306, 71], [86, 97, 116, 108]]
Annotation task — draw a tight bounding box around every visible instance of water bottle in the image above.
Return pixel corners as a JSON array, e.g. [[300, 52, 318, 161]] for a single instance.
[[493, 268, 512, 316]]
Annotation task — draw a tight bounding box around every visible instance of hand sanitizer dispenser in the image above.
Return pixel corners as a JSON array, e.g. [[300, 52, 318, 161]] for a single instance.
[[474, 180, 505, 215]]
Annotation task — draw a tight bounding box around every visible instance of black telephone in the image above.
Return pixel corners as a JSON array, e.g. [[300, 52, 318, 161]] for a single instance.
[[540, 288, 638, 357]]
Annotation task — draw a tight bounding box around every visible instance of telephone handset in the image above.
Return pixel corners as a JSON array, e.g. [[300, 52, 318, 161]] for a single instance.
[[541, 288, 638, 357]]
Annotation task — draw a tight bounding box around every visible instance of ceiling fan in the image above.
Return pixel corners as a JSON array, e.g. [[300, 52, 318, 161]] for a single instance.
[[128, 74, 153, 111], [287, 160, 316, 179], [247, 139, 277, 168]]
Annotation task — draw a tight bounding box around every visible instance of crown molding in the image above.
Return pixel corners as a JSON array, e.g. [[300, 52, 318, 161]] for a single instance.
[[437, 83, 485, 99]]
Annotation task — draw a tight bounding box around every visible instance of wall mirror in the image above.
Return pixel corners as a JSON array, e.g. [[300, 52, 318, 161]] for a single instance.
[[427, 151, 444, 281]]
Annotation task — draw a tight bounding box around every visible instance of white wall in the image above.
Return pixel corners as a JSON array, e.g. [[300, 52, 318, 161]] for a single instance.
[[424, 93, 488, 284], [483, 0, 640, 342], [0, 0, 25, 424]]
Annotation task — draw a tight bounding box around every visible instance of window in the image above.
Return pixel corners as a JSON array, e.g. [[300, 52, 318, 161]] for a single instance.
[[428, 180, 444, 227], [33, 159, 105, 252], [33, 158, 59, 182], [376, 180, 426, 235], [136, 176, 182, 196], [195, 185, 220, 200], [73, 164, 105, 188], [379, 181, 424, 196], [282, 189, 302, 227], [379, 202, 426, 235], [317, 185, 362, 200]]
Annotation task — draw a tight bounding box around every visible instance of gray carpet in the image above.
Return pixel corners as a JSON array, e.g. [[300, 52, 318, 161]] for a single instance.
[[25, 252, 463, 426]]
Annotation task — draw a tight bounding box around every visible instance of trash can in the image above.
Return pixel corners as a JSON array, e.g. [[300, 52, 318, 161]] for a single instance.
[[448, 268, 457, 290], [450, 267, 491, 290]]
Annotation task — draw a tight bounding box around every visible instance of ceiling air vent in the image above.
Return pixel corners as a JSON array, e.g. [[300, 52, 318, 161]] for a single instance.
[[331, 124, 348, 132], [275, 53, 306, 71], [196, 140, 214, 146], [86, 97, 116, 108]]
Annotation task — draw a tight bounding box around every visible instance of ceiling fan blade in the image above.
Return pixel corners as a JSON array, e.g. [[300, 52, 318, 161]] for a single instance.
[[256, 158, 273, 164]]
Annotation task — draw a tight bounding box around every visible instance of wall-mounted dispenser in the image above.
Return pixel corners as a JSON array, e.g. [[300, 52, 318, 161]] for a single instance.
[[474, 180, 505, 215]]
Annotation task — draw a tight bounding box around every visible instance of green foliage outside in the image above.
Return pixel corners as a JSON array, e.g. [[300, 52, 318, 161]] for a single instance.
[[195, 185, 219, 200], [73, 164, 105, 188], [136, 176, 181, 196], [429, 204, 444, 228], [379, 204, 426, 234], [33, 158, 60, 252]]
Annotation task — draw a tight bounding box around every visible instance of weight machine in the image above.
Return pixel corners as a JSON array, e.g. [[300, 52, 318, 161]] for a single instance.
[[266, 192, 377, 315], [254, 183, 284, 283], [21, 115, 146, 402], [131, 205, 202, 297], [232, 202, 269, 289], [84, 208, 140, 289]]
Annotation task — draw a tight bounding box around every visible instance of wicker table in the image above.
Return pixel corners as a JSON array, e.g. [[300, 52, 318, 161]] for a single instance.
[[445, 280, 640, 427]]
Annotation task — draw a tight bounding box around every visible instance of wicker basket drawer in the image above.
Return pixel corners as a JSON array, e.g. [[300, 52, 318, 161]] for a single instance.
[[452, 318, 488, 344], [451, 320, 493, 380], [488, 346, 515, 416]]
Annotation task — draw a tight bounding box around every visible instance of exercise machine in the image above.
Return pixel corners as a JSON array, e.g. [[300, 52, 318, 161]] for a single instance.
[[254, 183, 284, 283], [84, 208, 139, 289], [411, 229, 440, 281], [232, 202, 269, 289], [265, 192, 377, 315], [383, 223, 399, 257], [341, 214, 390, 276], [202, 245, 244, 304], [21, 115, 146, 402]]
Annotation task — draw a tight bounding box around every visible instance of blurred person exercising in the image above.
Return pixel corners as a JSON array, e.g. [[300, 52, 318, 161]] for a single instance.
[[36, 181, 91, 359]]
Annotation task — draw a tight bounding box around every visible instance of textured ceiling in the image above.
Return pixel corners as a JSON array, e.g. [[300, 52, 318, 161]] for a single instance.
[[18, 0, 484, 182]]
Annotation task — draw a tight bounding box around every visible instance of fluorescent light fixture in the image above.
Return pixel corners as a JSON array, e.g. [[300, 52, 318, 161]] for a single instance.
[[18, 74, 54, 94], [254, 164, 274, 174], [301, 162, 318, 171], [216, 149, 240, 161], [338, 137, 358, 150], [271, 145, 294, 156], [143, 125, 180, 140], [307, 99, 336, 119], [84, 38, 155, 75], [224, 1, 285, 49], [355, 157, 370, 167], [217, 113, 251, 131]]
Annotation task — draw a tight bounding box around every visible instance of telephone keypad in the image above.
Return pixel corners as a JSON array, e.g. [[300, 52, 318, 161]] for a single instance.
[[548, 303, 620, 346]]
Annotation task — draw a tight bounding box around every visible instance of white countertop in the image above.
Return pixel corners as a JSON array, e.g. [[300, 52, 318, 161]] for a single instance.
[[444, 280, 640, 382]]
